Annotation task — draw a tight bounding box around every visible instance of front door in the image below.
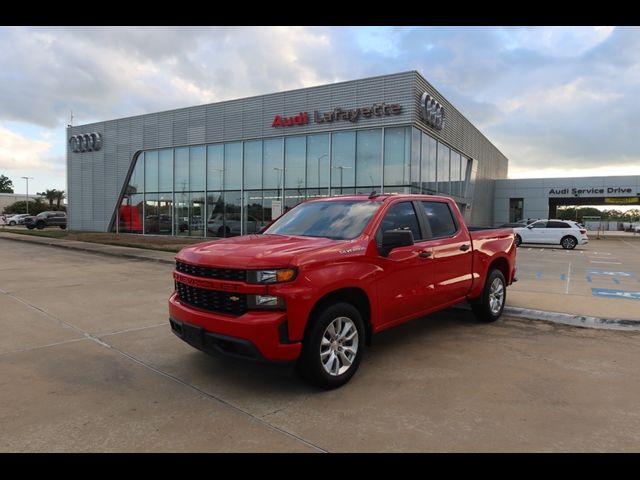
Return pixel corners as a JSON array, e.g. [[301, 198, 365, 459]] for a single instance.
[[374, 201, 435, 326]]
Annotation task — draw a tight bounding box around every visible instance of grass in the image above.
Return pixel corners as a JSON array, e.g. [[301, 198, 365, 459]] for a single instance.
[[0, 227, 208, 252]]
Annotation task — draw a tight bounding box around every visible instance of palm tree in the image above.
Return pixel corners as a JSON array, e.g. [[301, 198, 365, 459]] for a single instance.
[[54, 190, 66, 210], [38, 189, 58, 208]]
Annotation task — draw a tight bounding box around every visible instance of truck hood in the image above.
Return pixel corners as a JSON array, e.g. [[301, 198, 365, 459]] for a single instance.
[[176, 234, 341, 269]]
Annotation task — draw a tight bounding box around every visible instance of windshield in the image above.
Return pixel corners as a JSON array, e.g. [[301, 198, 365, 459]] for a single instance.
[[264, 200, 381, 240]]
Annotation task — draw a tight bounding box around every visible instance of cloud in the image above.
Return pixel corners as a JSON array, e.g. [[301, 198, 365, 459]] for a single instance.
[[0, 25, 639, 181], [0, 126, 58, 170]]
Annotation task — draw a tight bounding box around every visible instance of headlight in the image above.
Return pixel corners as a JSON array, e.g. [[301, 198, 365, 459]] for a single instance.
[[247, 294, 285, 309], [247, 268, 297, 284]]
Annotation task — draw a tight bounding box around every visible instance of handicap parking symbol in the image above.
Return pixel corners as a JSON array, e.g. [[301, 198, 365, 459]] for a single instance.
[[591, 288, 640, 300]]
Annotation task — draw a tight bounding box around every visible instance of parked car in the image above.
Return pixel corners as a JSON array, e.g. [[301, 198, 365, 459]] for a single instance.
[[169, 194, 517, 389], [6, 214, 32, 226], [207, 213, 263, 237], [513, 219, 588, 249], [24, 211, 67, 230]]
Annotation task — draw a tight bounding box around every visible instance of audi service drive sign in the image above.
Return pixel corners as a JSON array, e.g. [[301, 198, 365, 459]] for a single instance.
[[69, 133, 102, 153]]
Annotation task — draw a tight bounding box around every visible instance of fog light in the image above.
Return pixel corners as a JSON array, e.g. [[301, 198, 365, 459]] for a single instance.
[[247, 294, 285, 309]]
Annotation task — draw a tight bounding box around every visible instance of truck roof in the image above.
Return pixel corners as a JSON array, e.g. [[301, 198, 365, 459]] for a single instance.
[[307, 193, 453, 203]]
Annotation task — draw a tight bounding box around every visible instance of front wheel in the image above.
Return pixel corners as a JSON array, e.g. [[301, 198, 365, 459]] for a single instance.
[[561, 235, 577, 250], [36, 222, 45, 230], [297, 302, 364, 390], [470, 269, 506, 323], [60, 225, 66, 230], [9, 221, 16, 226], [27, 225, 35, 230]]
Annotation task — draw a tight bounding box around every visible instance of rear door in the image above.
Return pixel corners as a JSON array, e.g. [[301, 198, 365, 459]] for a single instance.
[[417, 200, 473, 306], [547, 220, 572, 245]]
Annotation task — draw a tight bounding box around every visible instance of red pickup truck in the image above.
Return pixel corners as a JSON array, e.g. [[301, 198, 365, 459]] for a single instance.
[[169, 194, 517, 389]]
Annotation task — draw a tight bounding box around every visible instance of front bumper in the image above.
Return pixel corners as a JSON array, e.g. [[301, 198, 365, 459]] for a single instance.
[[168, 292, 301, 362]]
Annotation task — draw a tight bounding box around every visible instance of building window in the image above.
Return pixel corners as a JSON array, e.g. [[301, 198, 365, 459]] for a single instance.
[[410, 128, 421, 192], [509, 198, 524, 222], [145, 150, 159, 193], [306, 134, 330, 191], [224, 143, 242, 190], [450, 150, 461, 197], [331, 131, 355, 193], [437, 142, 450, 194], [285, 136, 306, 190], [356, 129, 382, 190], [421, 133, 437, 194], [190, 146, 206, 192], [383, 126, 411, 188], [158, 149, 173, 192], [175, 147, 189, 193], [263, 138, 284, 191], [207, 144, 224, 191], [243, 140, 263, 190]]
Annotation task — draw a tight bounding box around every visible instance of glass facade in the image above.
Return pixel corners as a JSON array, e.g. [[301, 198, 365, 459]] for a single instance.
[[115, 126, 473, 237]]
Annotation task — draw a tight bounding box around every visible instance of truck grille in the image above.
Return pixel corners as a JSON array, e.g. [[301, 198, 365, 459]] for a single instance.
[[176, 261, 246, 282], [175, 282, 247, 316]]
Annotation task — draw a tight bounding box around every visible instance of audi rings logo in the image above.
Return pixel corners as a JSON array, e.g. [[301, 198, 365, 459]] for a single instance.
[[420, 93, 445, 130], [69, 133, 103, 153]]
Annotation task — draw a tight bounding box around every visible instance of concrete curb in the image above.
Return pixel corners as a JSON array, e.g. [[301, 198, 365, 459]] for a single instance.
[[503, 306, 640, 331]]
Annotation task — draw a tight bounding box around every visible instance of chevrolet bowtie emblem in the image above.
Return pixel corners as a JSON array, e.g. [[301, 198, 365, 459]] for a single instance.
[[229, 296, 240, 302]]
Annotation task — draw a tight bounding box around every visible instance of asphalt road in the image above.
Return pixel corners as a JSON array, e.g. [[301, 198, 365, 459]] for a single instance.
[[2, 240, 640, 452]]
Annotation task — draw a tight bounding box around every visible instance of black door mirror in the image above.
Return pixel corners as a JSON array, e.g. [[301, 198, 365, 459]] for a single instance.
[[380, 229, 414, 257]]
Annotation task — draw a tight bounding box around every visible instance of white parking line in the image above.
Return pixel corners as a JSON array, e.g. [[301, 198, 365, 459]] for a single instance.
[[622, 240, 640, 250], [590, 260, 623, 264], [565, 262, 571, 294]]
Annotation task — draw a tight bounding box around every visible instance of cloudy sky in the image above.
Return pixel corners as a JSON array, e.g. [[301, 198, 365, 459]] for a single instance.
[[1, 26, 639, 195]]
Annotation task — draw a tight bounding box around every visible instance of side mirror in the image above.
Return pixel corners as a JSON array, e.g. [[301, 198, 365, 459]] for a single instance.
[[381, 229, 414, 257], [527, 225, 533, 229]]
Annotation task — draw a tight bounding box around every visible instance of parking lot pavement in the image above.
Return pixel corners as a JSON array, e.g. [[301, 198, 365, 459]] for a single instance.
[[509, 238, 640, 320], [2, 239, 640, 452]]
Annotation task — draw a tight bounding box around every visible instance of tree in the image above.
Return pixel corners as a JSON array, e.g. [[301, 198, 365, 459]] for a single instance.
[[38, 189, 58, 208], [54, 190, 66, 210], [0, 174, 14, 193], [2, 199, 48, 215]]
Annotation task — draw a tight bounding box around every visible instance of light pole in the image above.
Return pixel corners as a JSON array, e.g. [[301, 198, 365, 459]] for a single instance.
[[332, 166, 352, 194], [21, 177, 33, 214], [317, 154, 328, 192], [273, 167, 284, 205]]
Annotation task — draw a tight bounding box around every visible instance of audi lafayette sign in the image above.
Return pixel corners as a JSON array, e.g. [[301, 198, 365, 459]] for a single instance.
[[272, 103, 402, 128], [69, 133, 102, 153], [420, 93, 445, 130]]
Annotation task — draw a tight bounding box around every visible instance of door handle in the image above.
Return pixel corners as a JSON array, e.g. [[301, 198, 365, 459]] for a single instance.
[[418, 250, 432, 258], [460, 244, 470, 252]]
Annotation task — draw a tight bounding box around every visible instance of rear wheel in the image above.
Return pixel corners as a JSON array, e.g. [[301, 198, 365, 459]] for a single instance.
[[470, 269, 506, 323], [514, 234, 522, 247], [561, 235, 577, 250], [297, 302, 364, 390]]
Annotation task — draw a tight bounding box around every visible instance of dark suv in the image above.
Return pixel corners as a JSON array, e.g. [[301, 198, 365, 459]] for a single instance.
[[25, 211, 67, 230]]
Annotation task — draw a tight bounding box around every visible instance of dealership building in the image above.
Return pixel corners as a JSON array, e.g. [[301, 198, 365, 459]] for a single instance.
[[66, 70, 512, 236]]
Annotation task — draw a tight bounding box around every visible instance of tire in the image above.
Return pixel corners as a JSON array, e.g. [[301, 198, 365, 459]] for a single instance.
[[297, 302, 365, 390], [514, 234, 521, 247], [561, 235, 577, 250], [36, 222, 45, 230], [27, 225, 35, 230], [470, 269, 506, 323], [9, 221, 16, 226], [60, 225, 66, 230]]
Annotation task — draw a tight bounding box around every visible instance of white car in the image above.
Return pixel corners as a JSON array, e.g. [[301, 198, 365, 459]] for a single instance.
[[5, 214, 31, 226], [513, 219, 589, 250]]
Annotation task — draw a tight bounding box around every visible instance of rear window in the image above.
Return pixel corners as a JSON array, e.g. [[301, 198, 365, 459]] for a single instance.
[[547, 221, 571, 228], [421, 201, 457, 238]]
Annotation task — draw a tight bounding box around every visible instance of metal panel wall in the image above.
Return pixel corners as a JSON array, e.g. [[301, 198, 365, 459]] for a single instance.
[[67, 71, 507, 231]]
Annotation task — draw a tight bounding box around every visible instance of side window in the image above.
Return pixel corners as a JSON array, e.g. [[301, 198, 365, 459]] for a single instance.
[[548, 221, 570, 228], [376, 202, 422, 245], [420, 201, 457, 238], [530, 221, 548, 229]]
